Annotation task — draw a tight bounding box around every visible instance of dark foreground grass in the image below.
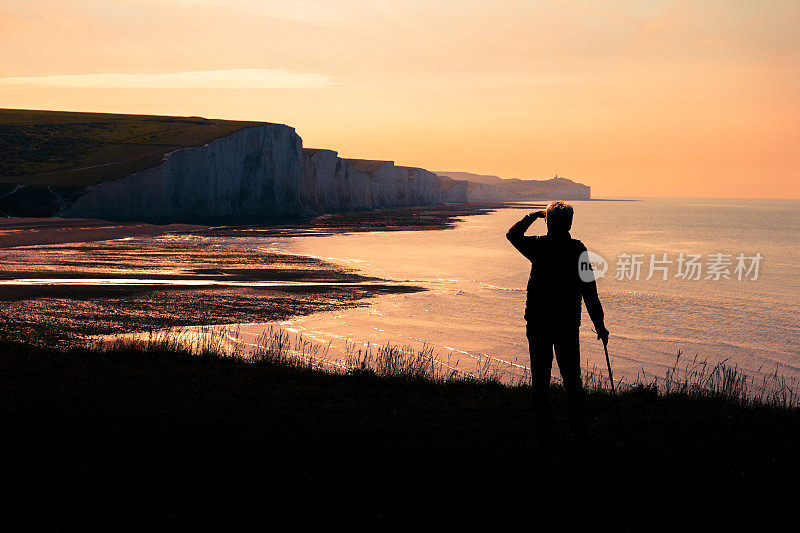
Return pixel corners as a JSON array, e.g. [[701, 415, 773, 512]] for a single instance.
[[1, 339, 798, 531]]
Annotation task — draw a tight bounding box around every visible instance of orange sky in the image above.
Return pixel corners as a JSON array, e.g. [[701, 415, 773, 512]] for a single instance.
[[1, 1, 798, 198]]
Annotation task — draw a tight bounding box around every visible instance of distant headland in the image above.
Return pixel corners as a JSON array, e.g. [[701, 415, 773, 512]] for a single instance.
[[436, 171, 590, 202]]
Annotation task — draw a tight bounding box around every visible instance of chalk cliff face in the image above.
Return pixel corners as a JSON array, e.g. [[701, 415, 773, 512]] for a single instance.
[[301, 151, 443, 213], [440, 176, 513, 203], [58, 123, 592, 222], [392, 166, 442, 207], [441, 176, 468, 203], [466, 181, 513, 202], [64, 125, 452, 221], [65, 125, 305, 220]]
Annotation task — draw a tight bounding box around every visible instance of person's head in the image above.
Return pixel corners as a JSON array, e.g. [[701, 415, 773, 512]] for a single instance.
[[545, 201, 574, 234]]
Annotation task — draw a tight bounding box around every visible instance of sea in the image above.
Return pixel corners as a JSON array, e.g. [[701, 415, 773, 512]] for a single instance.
[[220, 197, 800, 386]]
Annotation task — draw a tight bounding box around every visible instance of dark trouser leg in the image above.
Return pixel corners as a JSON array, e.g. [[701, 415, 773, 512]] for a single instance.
[[527, 324, 554, 439], [554, 329, 586, 439]]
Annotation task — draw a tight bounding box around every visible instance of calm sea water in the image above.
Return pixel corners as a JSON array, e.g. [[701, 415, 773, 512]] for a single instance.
[[227, 198, 799, 385]]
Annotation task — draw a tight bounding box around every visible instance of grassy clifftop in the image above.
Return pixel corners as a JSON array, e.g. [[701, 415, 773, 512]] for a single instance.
[[0, 108, 263, 186], [1, 336, 797, 528]]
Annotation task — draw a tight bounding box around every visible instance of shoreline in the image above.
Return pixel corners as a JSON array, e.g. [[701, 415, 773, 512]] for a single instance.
[[0, 199, 644, 249], [0, 203, 503, 248], [0, 234, 426, 346], [0, 217, 205, 249], [0, 203, 509, 345]]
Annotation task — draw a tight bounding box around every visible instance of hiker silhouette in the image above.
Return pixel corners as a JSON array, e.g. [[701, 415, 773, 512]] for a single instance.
[[507, 201, 609, 442]]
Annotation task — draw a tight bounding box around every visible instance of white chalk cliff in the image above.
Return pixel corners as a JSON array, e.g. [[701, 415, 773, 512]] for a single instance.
[[302, 149, 442, 213], [65, 125, 304, 220], [440, 176, 513, 203], [61, 123, 590, 221], [64, 125, 448, 221]]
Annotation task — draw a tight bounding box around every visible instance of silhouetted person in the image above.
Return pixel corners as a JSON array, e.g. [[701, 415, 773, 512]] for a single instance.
[[506, 201, 608, 443]]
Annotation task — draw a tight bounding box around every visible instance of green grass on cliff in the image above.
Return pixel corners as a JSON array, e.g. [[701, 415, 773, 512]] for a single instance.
[[0, 108, 263, 186]]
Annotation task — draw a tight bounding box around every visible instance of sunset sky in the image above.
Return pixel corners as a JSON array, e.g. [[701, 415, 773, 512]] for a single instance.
[[1, 1, 798, 198]]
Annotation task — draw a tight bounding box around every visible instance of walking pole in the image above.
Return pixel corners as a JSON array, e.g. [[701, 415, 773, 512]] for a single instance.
[[602, 339, 616, 395]]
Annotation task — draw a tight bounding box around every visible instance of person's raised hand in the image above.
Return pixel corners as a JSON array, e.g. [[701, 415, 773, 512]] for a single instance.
[[529, 210, 546, 220]]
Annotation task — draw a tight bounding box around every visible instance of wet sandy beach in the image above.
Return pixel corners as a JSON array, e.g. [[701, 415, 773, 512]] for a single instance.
[[0, 217, 205, 249], [0, 205, 499, 345]]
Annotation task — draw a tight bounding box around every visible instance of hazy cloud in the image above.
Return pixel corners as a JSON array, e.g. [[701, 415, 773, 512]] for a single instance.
[[139, 0, 349, 26], [0, 69, 341, 89]]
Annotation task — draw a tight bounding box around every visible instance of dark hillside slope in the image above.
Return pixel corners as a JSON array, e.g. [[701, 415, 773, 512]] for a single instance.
[[1, 341, 797, 528], [0, 108, 262, 187]]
